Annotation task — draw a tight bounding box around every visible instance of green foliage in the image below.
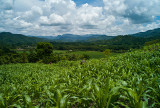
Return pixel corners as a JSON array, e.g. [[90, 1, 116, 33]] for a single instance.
[[0, 43, 160, 107], [67, 51, 104, 59], [51, 34, 160, 52], [1, 28, 160, 52], [145, 39, 160, 46], [103, 49, 111, 56], [28, 51, 39, 63], [36, 42, 53, 58], [81, 54, 90, 60], [0, 53, 29, 65], [0, 94, 5, 107], [0, 32, 46, 48]]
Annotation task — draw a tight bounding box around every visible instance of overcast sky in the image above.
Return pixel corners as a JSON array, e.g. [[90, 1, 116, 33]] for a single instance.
[[0, 0, 160, 36]]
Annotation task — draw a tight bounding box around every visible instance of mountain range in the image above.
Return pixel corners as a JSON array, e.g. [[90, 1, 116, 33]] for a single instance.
[[36, 34, 114, 42], [35, 28, 160, 42], [0, 28, 160, 48], [132, 28, 160, 38]]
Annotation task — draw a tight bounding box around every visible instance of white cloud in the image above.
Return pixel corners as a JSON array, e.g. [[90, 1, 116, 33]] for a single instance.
[[49, 13, 65, 24], [103, 0, 127, 15], [13, 0, 43, 12], [18, 6, 43, 22], [0, 0, 13, 10], [39, 13, 65, 26], [0, 27, 5, 32], [103, 0, 160, 24], [75, 4, 103, 28], [0, 0, 160, 36]]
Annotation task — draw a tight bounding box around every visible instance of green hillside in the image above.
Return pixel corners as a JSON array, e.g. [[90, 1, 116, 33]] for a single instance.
[[133, 28, 160, 38], [0, 32, 46, 48], [1, 28, 160, 51], [0, 43, 160, 107]]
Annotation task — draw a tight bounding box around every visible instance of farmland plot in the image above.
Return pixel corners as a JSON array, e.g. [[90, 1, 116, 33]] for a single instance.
[[0, 44, 160, 108]]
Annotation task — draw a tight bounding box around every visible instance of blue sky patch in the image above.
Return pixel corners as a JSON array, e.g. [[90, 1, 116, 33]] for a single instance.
[[155, 16, 160, 20], [73, 0, 104, 7]]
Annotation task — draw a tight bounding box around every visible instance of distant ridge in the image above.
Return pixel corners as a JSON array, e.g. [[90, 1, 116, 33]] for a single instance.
[[132, 28, 160, 38], [0, 32, 46, 48], [0, 28, 160, 48], [36, 34, 114, 42], [35, 28, 160, 42]]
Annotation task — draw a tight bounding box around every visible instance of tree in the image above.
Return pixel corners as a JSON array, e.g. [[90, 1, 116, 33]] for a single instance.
[[28, 51, 39, 63], [103, 49, 111, 56], [81, 54, 90, 60], [36, 42, 53, 59]]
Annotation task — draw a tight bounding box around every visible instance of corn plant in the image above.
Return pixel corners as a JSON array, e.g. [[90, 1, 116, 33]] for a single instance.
[[0, 43, 159, 107]]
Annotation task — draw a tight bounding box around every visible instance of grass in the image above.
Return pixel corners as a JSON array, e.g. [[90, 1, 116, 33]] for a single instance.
[[53, 50, 67, 54], [53, 50, 106, 59], [68, 51, 105, 59], [0, 43, 160, 107], [16, 49, 112, 59]]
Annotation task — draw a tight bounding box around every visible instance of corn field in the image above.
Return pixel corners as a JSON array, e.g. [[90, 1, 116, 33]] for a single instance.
[[0, 44, 160, 108]]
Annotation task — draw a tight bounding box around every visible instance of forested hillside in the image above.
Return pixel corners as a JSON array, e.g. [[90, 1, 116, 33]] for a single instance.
[[132, 28, 160, 38], [1, 28, 160, 51], [0, 32, 46, 48]]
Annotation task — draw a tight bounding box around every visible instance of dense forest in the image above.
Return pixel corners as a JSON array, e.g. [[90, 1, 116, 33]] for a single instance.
[[51, 35, 159, 52], [0, 32, 46, 48]]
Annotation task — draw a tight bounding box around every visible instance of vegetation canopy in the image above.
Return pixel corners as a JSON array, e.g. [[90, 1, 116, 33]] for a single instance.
[[36, 42, 54, 57]]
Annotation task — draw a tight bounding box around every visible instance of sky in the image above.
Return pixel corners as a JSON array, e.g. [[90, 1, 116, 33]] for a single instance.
[[0, 0, 160, 36]]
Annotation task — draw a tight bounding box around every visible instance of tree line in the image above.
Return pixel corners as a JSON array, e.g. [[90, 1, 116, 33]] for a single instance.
[[0, 42, 90, 65]]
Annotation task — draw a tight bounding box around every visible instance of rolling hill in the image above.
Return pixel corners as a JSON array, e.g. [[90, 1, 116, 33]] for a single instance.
[[0, 28, 160, 49], [0, 32, 46, 48], [132, 28, 160, 38]]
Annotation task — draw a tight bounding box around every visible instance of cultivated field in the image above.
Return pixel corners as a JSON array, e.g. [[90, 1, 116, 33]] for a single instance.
[[0, 44, 160, 107]]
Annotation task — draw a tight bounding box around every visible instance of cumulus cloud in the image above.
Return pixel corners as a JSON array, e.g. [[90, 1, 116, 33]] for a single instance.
[[19, 6, 43, 22], [0, 0, 13, 10], [0, 0, 160, 36], [103, 0, 160, 24], [39, 13, 66, 26], [0, 27, 5, 32], [75, 4, 103, 28], [13, 0, 43, 12]]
